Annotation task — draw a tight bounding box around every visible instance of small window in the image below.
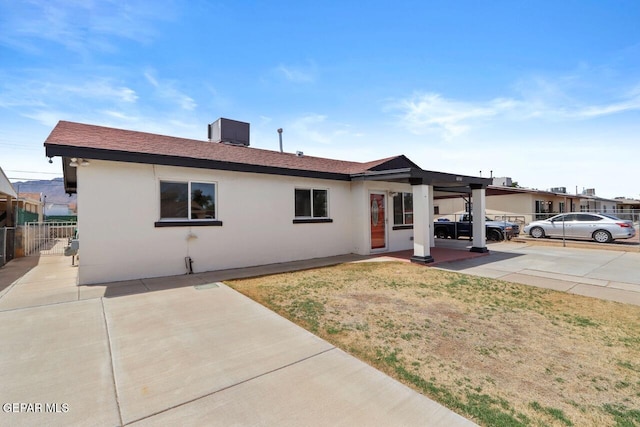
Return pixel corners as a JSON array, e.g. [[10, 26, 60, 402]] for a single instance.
[[434, 205, 440, 215], [160, 181, 216, 220], [295, 188, 328, 218], [393, 192, 413, 225], [160, 182, 189, 219]]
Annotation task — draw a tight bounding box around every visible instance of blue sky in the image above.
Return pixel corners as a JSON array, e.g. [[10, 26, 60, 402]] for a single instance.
[[1, 0, 639, 199]]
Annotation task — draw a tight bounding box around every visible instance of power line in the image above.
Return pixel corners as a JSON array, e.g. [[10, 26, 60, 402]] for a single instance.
[[5, 170, 61, 174], [8, 178, 63, 182]]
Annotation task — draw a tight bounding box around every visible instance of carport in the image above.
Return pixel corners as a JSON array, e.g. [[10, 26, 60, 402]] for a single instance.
[[351, 166, 492, 264], [0, 167, 18, 266]]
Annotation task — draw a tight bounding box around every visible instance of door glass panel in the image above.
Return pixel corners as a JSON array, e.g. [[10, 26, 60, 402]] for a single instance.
[[370, 194, 386, 249]]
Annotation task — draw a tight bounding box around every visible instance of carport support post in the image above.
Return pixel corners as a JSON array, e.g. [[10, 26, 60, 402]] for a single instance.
[[410, 183, 434, 264], [470, 184, 489, 253]]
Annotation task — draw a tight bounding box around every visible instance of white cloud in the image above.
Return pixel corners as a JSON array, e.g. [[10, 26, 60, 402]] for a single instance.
[[290, 114, 332, 144], [285, 114, 366, 149], [0, 0, 173, 54], [64, 81, 139, 103], [388, 93, 509, 138], [275, 61, 318, 83], [571, 86, 640, 118], [23, 110, 68, 127], [144, 71, 196, 111], [101, 110, 138, 121], [0, 76, 138, 113], [389, 80, 640, 139]]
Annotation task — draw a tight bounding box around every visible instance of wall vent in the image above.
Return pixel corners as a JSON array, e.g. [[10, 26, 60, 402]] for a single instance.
[[208, 118, 250, 146]]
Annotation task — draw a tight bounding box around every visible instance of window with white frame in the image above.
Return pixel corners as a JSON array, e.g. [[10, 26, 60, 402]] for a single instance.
[[159, 181, 216, 220], [393, 192, 413, 225], [295, 188, 328, 218]]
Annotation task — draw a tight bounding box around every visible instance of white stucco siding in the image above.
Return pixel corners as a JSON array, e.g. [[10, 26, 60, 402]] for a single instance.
[[350, 181, 414, 255], [77, 160, 353, 284]]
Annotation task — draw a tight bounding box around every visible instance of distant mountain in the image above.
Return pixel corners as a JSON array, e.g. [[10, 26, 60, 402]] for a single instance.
[[12, 178, 77, 205]]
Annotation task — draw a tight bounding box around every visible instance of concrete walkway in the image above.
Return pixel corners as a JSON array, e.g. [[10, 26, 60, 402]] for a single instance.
[[0, 255, 475, 427]]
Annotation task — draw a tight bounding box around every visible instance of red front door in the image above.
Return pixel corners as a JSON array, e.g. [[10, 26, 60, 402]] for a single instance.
[[370, 193, 386, 250]]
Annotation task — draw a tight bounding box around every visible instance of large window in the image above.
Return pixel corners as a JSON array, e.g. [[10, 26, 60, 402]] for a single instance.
[[160, 181, 216, 220], [393, 192, 413, 225], [295, 188, 328, 218]]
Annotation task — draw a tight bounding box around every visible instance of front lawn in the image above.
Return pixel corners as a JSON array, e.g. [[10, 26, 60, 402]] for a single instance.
[[228, 262, 640, 426]]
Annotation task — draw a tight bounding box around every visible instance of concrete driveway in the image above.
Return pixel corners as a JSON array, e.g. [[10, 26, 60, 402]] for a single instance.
[[437, 240, 640, 306], [0, 255, 474, 427]]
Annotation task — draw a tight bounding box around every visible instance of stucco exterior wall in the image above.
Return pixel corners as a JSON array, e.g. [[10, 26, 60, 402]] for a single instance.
[[433, 197, 465, 218], [487, 193, 531, 215], [77, 161, 355, 284], [350, 181, 415, 255]]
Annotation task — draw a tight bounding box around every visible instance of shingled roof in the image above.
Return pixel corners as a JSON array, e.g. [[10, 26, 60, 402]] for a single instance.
[[44, 121, 414, 177], [44, 121, 492, 196]]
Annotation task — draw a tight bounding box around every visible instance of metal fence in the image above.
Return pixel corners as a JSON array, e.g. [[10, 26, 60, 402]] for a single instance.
[[496, 211, 639, 246], [520, 209, 640, 223], [23, 222, 77, 256], [435, 210, 639, 247], [0, 227, 15, 267]]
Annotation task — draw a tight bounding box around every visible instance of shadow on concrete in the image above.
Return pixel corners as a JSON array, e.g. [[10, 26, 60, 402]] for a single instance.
[[0, 256, 40, 293], [432, 250, 525, 271], [90, 254, 374, 299], [86, 247, 518, 299]]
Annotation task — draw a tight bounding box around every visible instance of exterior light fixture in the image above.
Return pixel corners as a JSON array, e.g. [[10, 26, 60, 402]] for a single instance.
[[69, 158, 90, 167]]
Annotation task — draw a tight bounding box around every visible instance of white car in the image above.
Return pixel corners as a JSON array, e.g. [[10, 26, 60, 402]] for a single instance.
[[523, 213, 636, 243]]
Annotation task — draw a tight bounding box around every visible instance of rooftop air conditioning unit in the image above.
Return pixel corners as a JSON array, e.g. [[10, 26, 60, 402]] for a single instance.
[[208, 118, 250, 146], [550, 187, 567, 193], [492, 177, 512, 187]]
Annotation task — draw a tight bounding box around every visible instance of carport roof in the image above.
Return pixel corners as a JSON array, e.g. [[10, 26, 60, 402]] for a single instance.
[[44, 121, 490, 194], [0, 166, 17, 199]]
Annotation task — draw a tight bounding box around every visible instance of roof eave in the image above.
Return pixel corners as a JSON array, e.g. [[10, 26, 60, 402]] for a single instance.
[[350, 168, 413, 181], [45, 144, 353, 185]]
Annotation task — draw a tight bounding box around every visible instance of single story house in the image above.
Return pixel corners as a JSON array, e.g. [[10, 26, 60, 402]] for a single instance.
[[15, 192, 44, 224], [44, 203, 73, 216], [44, 119, 492, 285], [435, 183, 624, 227]]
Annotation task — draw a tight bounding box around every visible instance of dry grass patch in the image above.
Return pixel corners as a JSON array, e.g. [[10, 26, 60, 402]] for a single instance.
[[228, 262, 640, 427]]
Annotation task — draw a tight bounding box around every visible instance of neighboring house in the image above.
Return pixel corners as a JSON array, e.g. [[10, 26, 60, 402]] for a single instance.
[[614, 197, 640, 211], [44, 119, 492, 285], [0, 167, 18, 265], [44, 203, 72, 216], [16, 192, 44, 223], [0, 166, 17, 228], [576, 188, 620, 213], [435, 183, 626, 226]]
